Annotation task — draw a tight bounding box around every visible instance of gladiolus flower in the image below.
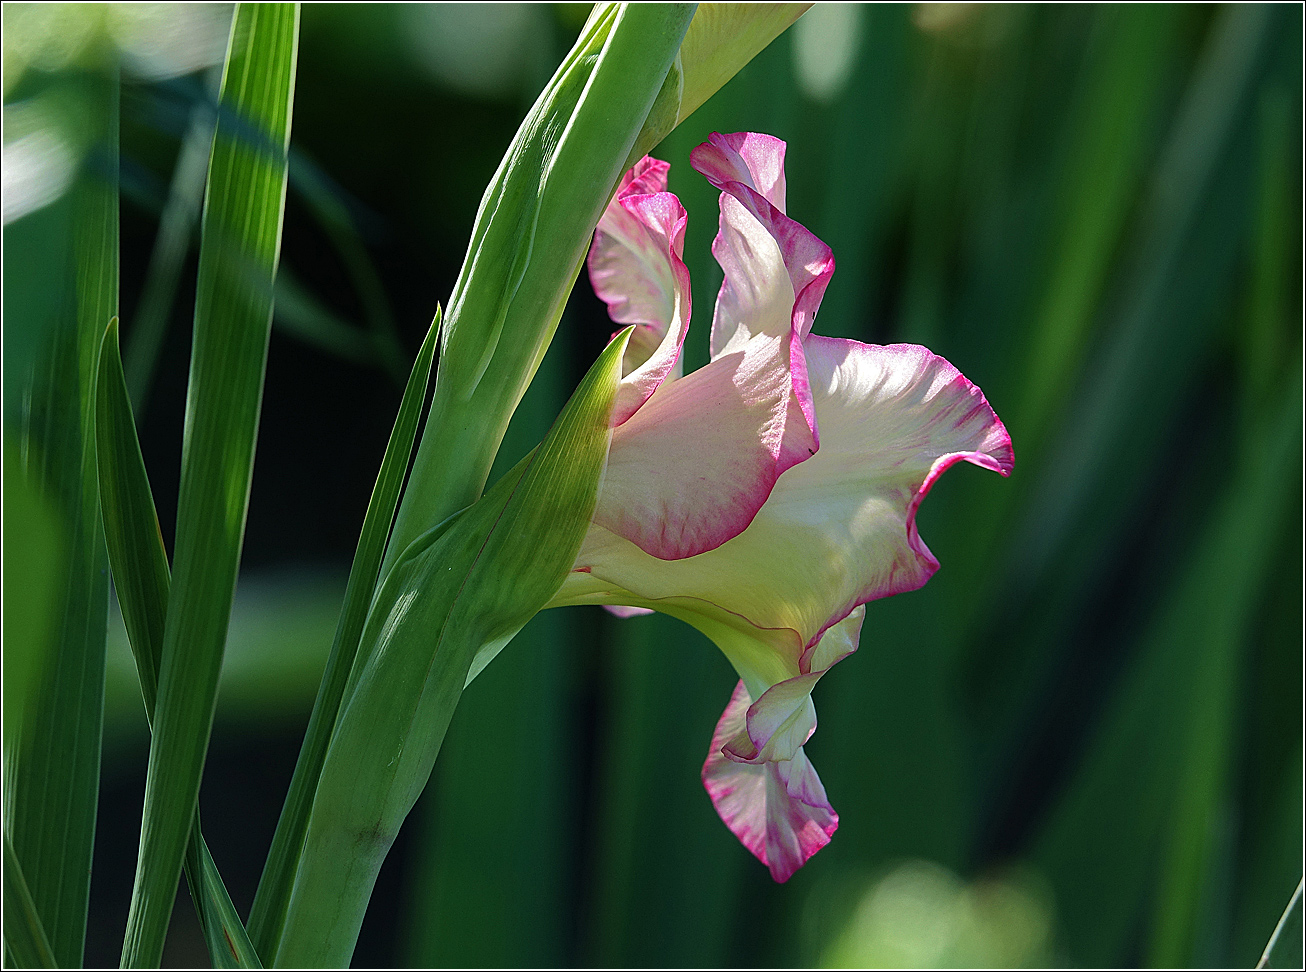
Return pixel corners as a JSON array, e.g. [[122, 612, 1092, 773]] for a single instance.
[[549, 132, 1013, 882]]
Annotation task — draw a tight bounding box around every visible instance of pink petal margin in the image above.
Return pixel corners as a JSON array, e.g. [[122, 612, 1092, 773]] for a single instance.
[[796, 336, 1014, 641], [688, 131, 788, 211], [618, 155, 669, 197], [702, 680, 838, 883], [692, 133, 833, 468], [691, 132, 832, 345], [603, 603, 654, 619], [587, 157, 692, 426], [594, 342, 815, 560], [720, 604, 865, 767], [608, 191, 692, 425]]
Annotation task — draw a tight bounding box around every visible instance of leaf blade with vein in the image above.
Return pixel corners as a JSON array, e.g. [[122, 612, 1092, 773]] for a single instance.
[[120, 6, 300, 966], [3, 834, 57, 969], [6, 68, 117, 970], [96, 318, 260, 968], [275, 327, 632, 967]]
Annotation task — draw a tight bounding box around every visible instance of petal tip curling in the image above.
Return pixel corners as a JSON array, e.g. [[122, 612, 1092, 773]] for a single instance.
[[702, 681, 838, 882], [618, 155, 670, 198], [795, 336, 1015, 611], [690, 131, 788, 211], [587, 182, 693, 426]]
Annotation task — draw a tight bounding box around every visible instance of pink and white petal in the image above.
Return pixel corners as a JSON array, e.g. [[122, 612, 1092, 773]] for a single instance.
[[765, 749, 838, 882], [702, 681, 838, 882], [689, 131, 788, 212], [692, 171, 831, 461], [593, 328, 814, 560], [587, 190, 692, 423], [613, 194, 692, 421], [603, 603, 654, 619], [706, 193, 797, 356], [724, 673, 820, 764], [575, 338, 1012, 649], [692, 135, 833, 359], [707, 189, 835, 357], [549, 573, 801, 700], [724, 606, 863, 764], [617, 155, 670, 197], [800, 604, 865, 677], [702, 681, 770, 864], [594, 180, 824, 555], [591, 159, 674, 331]]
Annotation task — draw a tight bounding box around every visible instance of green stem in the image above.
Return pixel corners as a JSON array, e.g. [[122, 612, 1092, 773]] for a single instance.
[[273, 330, 630, 968], [384, 2, 695, 568], [245, 313, 440, 960], [1258, 878, 1305, 969]]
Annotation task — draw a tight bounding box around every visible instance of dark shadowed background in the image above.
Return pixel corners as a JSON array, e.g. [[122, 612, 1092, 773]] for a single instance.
[[4, 3, 1301, 967]]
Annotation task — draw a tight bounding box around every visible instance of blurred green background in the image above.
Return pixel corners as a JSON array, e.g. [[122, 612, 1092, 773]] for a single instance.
[[3, 3, 1301, 967]]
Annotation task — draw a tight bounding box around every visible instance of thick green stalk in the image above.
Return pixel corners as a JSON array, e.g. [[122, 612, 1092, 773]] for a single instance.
[[246, 312, 441, 960], [385, 3, 695, 564], [273, 331, 631, 968]]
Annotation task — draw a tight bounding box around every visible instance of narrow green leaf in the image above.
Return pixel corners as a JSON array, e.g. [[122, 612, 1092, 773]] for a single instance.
[[7, 67, 117, 970], [122, 72, 217, 415], [95, 318, 260, 968], [1258, 879, 1305, 969], [184, 838, 261, 970], [96, 318, 168, 715], [247, 308, 441, 960], [121, 6, 299, 966], [275, 328, 632, 968], [3, 834, 57, 969], [404, 319, 570, 968]]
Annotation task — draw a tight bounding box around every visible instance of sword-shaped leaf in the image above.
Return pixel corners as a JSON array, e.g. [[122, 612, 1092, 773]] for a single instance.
[[96, 318, 260, 968], [6, 68, 117, 970], [120, 6, 299, 966], [274, 327, 633, 968]]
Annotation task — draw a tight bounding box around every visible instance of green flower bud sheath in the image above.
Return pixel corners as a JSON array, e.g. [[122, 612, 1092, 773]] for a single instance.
[[273, 331, 632, 968], [386, 4, 695, 566]]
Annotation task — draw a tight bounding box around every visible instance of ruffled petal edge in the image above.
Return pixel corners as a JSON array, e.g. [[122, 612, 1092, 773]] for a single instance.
[[702, 680, 838, 882]]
